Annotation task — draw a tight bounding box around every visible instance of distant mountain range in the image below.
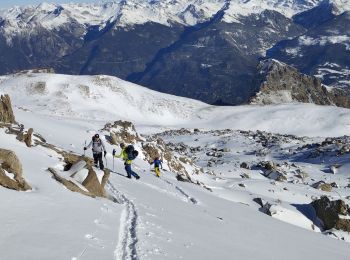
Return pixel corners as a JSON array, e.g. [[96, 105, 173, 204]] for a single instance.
[[0, 0, 349, 105]]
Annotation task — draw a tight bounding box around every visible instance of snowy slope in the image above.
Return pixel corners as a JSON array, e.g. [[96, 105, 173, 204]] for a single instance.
[[1, 72, 350, 138], [0, 73, 207, 125], [1, 72, 350, 259]]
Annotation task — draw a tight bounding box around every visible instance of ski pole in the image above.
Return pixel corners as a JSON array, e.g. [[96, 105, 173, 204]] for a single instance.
[[84, 140, 86, 156], [104, 152, 108, 167], [113, 156, 115, 172]]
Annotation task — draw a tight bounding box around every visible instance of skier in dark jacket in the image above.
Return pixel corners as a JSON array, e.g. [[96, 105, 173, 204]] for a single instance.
[[84, 134, 107, 170], [150, 157, 163, 177]]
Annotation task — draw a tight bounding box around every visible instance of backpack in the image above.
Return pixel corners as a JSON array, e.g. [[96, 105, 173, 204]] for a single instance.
[[125, 145, 138, 160]]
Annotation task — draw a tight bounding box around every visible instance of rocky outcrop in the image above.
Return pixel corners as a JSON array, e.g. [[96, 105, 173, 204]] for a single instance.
[[312, 196, 350, 231], [0, 94, 16, 124], [256, 161, 287, 182], [103, 120, 142, 145], [0, 149, 31, 191], [48, 157, 110, 198], [250, 59, 350, 108], [142, 138, 193, 181], [82, 168, 109, 197]]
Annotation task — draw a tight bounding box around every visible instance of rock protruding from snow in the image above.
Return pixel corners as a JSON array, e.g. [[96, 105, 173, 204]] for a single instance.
[[312, 181, 333, 192], [312, 196, 350, 231], [82, 167, 110, 197], [0, 148, 31, 191], [257, 161, 287, 182], [103, 120, 142, 145], [49, 153, 110, 198], [0, 94, 16, 124], [250, 59, 350, 108], [22, 128, 33, 147]]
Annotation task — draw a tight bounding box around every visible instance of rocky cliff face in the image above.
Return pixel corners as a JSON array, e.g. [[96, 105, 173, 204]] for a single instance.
[[0, 94, 16, 123], [250, 59, 350, 108]]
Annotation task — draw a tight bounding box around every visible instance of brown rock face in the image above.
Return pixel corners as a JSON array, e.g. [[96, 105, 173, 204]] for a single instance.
[[0, 149, 31, 191], [0, 94, 16, 124], [250, 59, 350, 108], [312, 196, 350, 231], [82, 168, 105, 197], [49, 157, 110, 198], [103, 120, 142, 145]]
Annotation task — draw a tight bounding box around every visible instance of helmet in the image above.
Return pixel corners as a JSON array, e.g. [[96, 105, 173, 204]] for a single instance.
[[94, 134, 99, 139], [120, 143, 125, 148]]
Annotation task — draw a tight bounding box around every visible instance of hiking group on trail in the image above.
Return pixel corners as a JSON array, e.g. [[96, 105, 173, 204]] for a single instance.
[[84, 134, 164, 179]]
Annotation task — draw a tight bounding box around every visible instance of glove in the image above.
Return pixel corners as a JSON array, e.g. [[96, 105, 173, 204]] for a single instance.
[[104, 151, 107, 157], [84, 147, 87, 150], [112, 149, 116, 156]]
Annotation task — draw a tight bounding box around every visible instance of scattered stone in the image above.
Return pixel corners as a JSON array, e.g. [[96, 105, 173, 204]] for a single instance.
[[330, 182, 339, 188], [312, 181, 332, 192], [240, 162, 250, 169], [240, 173, 250, 179], [176, 174, 191, 183]]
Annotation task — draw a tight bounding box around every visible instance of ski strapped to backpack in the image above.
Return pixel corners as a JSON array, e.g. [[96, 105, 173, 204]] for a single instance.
[[125, 145, 138, 160]]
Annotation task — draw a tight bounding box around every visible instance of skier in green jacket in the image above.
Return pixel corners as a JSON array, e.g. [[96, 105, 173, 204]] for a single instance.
[[113, 143, 140, 179]]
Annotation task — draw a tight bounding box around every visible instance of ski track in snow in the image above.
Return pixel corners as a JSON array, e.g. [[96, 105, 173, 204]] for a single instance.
[[134, 165, 198, 205], [107, 181, 139, 260], [162, 178, 198, 205]]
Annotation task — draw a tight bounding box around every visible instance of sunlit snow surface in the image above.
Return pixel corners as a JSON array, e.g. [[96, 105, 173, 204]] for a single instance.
[[1, 72, 350, 259]]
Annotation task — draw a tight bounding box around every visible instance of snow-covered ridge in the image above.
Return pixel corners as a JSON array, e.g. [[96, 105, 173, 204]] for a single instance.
[[0, 72, 208, 124], [2, 0, 348, 37], [2, 72, 350, 138]]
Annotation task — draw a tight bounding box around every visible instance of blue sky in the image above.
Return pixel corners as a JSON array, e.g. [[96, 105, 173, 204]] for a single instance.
[[0, 1, 103, 9]]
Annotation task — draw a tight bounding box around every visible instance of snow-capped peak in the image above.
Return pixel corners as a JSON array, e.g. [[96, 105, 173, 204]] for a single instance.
[[0, 0, 336, 31], [330, 0, 350, 14]]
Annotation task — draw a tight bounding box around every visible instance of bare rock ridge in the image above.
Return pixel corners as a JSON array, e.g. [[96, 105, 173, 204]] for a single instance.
[[250, 59, 350, 108]]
